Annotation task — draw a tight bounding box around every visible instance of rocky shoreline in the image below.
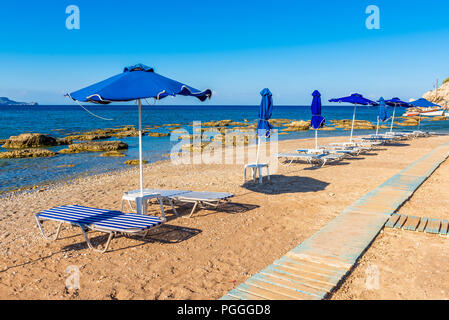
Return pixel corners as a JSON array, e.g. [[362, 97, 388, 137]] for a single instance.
[[1, 117, 446, 160]]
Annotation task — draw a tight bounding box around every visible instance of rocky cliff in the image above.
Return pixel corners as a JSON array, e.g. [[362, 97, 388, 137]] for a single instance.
[[422, 78, 449, 106]]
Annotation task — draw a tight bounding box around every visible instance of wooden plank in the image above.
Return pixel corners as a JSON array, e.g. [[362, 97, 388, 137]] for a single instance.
[[270, 264, 337, 287], [417, 217, 428, 232], [251, 273, 327, 298], [402, 216, 421, 231], [394, 214, 408, 229], [260, 267, 334, 291], [246, 277, 319, 300], [440, 220, 449, 236], [385, 214, 400, 228], [226, 289, 266, 300], [235, 283, 303, 300], [425, 218, 441, 234]]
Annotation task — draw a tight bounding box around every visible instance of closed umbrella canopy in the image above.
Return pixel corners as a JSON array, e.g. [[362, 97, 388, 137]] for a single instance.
[[256, 88, 274, 137], [329, 93, 377, 142], [67, 64, 212, 211], [311, 90, 325, 149], [378, 97, 389, 122], [376, 97, 389, 135], [256, 88, 273, 164], [311, 90, 325, 129]]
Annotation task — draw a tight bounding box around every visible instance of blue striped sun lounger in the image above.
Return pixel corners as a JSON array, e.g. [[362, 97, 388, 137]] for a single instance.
[[35, 205, 165, 253]]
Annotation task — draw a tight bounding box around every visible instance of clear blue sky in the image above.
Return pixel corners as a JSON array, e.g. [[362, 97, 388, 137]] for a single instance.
[[0, 0, 448, 105]]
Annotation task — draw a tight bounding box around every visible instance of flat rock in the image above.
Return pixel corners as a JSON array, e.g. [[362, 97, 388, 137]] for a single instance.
[[60, 141, 128, 153], [2, 133, 65, 149], [0, 148, 58, 159]]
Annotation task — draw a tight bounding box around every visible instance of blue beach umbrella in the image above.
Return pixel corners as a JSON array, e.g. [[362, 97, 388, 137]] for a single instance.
[[329, 93, 378, 142], [310, 90, 325, 149], [408, 98, 443, 130], [376, 97, 389, 135], [256, 88, 273, 163], [67, 64, 212, 206], [384, 98, 411, 132]]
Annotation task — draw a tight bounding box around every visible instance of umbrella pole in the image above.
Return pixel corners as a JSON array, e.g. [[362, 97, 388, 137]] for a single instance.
[[350, 104, 357, 142], [256, 135, 261, 164], [138, 99, 144, 198], [315, 129, 318, 149], [376, 116, 379, 135], [390, 106, 396, 133]]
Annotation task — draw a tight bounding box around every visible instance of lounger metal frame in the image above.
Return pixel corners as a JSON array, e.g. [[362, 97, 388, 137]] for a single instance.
[[35, 205, 165, 253]]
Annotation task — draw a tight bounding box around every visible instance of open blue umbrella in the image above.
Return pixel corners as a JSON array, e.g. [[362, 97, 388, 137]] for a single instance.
[[256, 88, 273, 163], [67, 64, 212, 207], [376, 97, 389, 135], [311, 90, 325, 149], [384, 98, 411, 132], [408, 98, 443, 130], [329, 93, 378, 142], [408, 98, 442, 108]]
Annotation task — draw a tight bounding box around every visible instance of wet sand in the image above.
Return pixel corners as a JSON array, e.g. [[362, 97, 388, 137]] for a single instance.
[[1, 134, 448, 299]]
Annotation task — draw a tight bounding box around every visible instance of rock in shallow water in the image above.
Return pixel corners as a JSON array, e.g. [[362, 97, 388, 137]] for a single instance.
[[0, 148, 58, 158], [59, 141, 128, 153], [124, 159, 148, 165], [2, 133, 69, 149]]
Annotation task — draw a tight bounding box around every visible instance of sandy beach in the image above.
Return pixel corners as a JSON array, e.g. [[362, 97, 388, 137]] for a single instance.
[[1, 134, 449, 300]]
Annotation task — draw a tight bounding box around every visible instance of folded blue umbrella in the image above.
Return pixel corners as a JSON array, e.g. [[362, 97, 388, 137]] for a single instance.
[[377, 97, 389, 122], [67, 64, 212, 103], [311, 90, 325, 129], [256, 88, 273, 138]]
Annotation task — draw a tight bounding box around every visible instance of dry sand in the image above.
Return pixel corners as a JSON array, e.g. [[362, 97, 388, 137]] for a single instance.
[[1, 134, 448, 300], [331, 148, 449, 300]]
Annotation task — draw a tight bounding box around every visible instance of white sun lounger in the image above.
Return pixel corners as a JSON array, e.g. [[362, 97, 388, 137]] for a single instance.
[[277, 152, 344, 167], [123, 189, 234, 218], [35, 205, 165, 253]]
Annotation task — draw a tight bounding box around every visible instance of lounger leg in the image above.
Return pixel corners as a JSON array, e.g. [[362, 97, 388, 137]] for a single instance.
[[35, 216, 63, 241], [79, 226, 114, 253], [169, 199, 179, 216], [157, 197, 166, 220], [187, 201, 199, 218], [266, 166, 270, 180], [258, 166, 263, 184]]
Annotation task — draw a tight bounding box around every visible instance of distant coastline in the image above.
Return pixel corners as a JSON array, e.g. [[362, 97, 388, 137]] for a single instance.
[[0, 97, 38, 106]]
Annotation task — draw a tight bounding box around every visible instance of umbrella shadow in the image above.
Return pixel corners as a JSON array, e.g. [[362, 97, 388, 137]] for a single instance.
[[242, 175, 329, 194], [62, 224, 202, 253]]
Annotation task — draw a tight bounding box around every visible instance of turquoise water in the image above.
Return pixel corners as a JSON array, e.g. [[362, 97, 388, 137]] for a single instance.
[[0, 104, 448, 193]]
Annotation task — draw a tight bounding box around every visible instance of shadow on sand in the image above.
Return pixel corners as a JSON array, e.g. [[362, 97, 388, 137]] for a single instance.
[[242, 175, 329, 195], [62, 224, 202, 253]]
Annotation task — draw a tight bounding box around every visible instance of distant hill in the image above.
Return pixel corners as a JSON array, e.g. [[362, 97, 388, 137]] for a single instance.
[[0, 97, 39, 106], [422, 78, 449, 107]]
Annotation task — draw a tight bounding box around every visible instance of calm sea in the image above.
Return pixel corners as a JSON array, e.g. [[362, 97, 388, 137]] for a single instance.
[[1, 104, 447, 193]]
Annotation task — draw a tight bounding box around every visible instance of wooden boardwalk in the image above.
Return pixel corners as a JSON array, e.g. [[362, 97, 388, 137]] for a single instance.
[[222, 142, 449, 300], [385, 213, 449, 236]]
